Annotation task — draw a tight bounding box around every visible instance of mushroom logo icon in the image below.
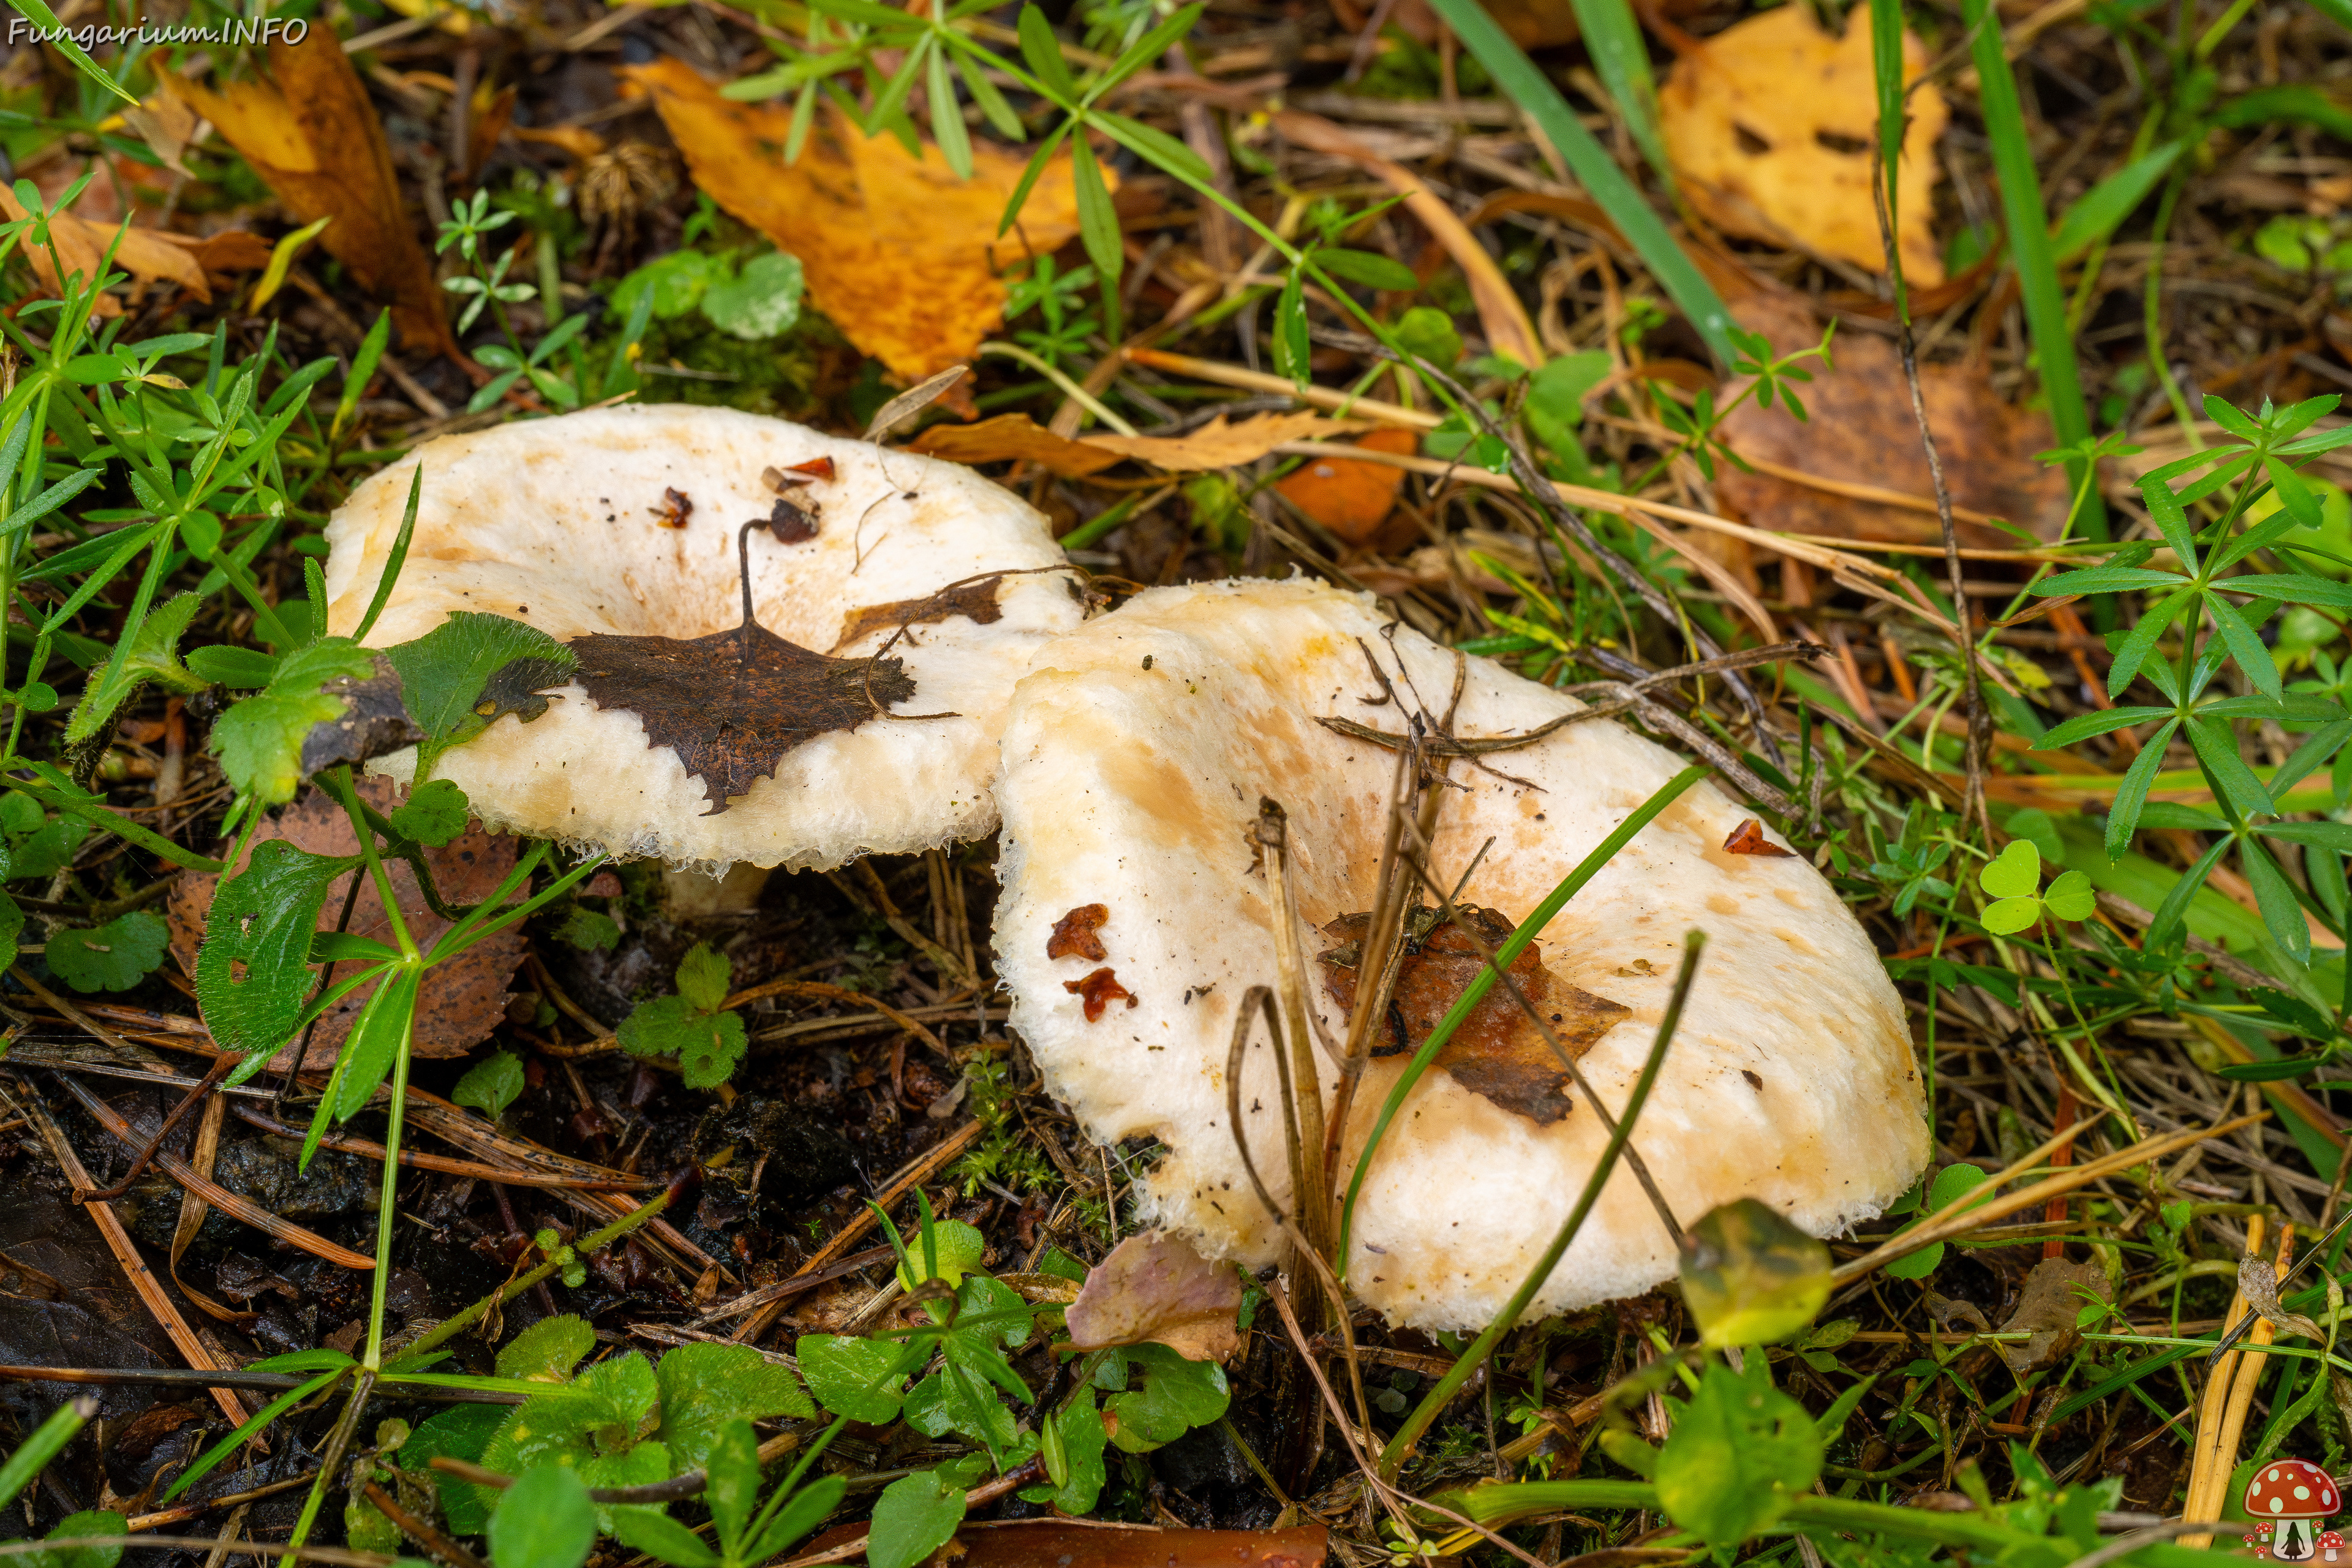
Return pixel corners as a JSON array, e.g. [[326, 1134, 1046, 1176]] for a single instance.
[[2245, 1460, 2340, 1560]]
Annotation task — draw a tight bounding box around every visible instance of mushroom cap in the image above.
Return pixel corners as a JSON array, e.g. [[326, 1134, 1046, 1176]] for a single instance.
[[992, 578, 1928, 1329], [323, 405, 1080, 872], [2249, 1461, 2340, 1518]]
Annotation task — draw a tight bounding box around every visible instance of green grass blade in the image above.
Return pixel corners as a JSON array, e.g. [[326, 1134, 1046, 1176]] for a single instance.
[[1959, 0, 2103, 537], [1427, 0, 1735, 365], [2049, 141, 2183, 263], [0, 1400, 90, 1510], [1564, 0, 1670, 189], [2, 0, 132, 103]]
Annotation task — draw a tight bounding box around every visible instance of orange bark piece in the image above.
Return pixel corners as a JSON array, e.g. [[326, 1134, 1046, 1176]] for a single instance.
[[1659, 2, 1946, 282], [1272, 427, 1420, 545], [626, 59, 1093, 388], [1064, 966, 1136, 1022], [164, 40, 458, 355]]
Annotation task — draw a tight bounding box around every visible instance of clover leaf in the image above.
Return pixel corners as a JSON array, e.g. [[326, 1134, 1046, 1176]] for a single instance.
[[1977, 840, 2095, 936]]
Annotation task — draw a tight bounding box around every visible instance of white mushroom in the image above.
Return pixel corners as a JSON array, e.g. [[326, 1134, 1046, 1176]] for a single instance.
[[992, 577, 1926, 1330], [323, 404, 1082, 873]]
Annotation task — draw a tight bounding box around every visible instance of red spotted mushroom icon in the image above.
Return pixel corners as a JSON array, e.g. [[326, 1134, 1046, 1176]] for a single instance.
[[2245, 1460, 2340, 1561], [2320, 1528, 2346, 1562]]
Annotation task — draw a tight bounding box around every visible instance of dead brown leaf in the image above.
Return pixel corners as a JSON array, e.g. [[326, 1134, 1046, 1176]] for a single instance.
[[0, 187, 209, 312], [1085, 411, 1376, 471], [164, 40, 458, 356], [1996, 1256, 2112, 1374], [167, 778, 524, 1068], [1660, 2, 1946, 282], [1064, 1229, 1242, 1363], [908, 414, 1125, 479], [627, 59, 1091, 389], [1268, 426, 1420, 544], [1713, 294, 2069, 547]]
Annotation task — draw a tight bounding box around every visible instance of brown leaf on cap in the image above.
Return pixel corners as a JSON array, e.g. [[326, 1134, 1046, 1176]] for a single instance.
[[1714, 294, 2068, 548], [1083, 411, 1376, 472], [163, 41, 456, 356], [1270, 427, 1421, 545], [1065, 967, 1136, 1021], [1065, 1229, 1242, 1363], [1996, 1257, 2112, 1374], [1048, 904, 1110, 962], [1724, 820, 1793, 857], [910, 415, 1125, 480], [1660, 2, 1946, 282], [1318, 905, 1627, 1125], [168, 777, 521, 1068], [570, 621, 915, 812], [835, 575, 1007, 652], [627, 60, 1091, 388]]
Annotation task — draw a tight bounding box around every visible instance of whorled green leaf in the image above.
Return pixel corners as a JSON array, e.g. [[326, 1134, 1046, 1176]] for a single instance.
[[652, 1340, 814, 1477], [865, 1471, 967, 1568], [489, 1468, 597, 1568], [64, 592, 205, 745]]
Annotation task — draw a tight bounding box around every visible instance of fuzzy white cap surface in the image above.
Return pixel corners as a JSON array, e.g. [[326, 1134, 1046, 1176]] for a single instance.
[[323, 404, 1082, 872], [992, 578, 1927, 1330]]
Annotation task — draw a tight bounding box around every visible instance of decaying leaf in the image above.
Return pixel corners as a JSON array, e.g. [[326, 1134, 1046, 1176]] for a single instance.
[[570, 619, 915, 813], [1317, 904, 1628, 1125], [1270, 428, 1421, 546], [908, 415, 1124, 480], [2241, 1252, 2329, 1344], [164, 40, 457, 355], [626, 60, 1091, 388], [1085, 412, 1378, 472], [167, 778, 522, 1067], [1996, 1256, 2114, 1374], [1714, 293, 2069, 547], [1064, 966, 1135, 1021], [1660, 2, 1947, 282], [1048, 904, 1110, 963], [1723, 819, 1793, 857], [831, 575, 1006, 652], [0, 186, 209, 310], [1064, 1230, 1242, 1364]]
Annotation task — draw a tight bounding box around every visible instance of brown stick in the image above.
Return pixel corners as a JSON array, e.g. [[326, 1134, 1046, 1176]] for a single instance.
[[77, 1051, 232, 1202]]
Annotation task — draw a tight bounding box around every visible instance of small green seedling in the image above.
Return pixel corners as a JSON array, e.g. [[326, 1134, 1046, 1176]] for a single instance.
[[1978, 840, 2095, 935]]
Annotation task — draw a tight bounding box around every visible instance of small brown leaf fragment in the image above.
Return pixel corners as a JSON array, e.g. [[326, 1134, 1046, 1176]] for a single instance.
[[569, 621, 915, 812], [762, 497, 818, 544], [1048, 904, 1110, 963], [1065, 1229, 1242, 1363], [785, 456, 835, 483], [1996, 1257, 2113, 1374], [1724, 819, 1794, 857], [1318, 905, 1629, 1125], [2241, 1253, 2328, 1343], [835, 574, 1005, 650], [652, 487, 694, 529], [909, 413, 1126, 480], [1065, 967, 1136, 1022]]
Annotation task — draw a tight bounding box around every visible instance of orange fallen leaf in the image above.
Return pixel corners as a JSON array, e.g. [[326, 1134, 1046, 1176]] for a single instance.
[[164, 39, 458, 356], [1063, 1229, 1242, 1364], [0, 186, 209, 312], [627, 58, 1092, 389], [1272, 426, 1420, 545], [1082, 410, 1373, 470], [1660, 2, 1946, 282], [910, 413, 1124, 478]]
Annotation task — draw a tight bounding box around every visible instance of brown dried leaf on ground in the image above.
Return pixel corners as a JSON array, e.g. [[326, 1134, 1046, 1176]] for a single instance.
[[166, 778, 522, 1067], [909, 414, 1125, 479], [1660, 2, 1946, 282], [1084, 412, 1374, 471], [163, 40, 458, 356], [1713, 293, 2070, 547], [1996, 1256, 2113, 1374], [1064, 1229, 1242, 1363], [627, 59, 1090, 390], [0, 187, 209, 311]]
